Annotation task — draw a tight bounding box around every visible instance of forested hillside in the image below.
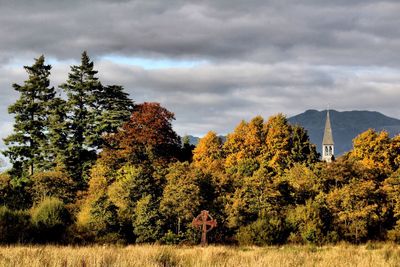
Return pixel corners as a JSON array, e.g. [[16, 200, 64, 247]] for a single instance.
[[1, 54, 400, 246]]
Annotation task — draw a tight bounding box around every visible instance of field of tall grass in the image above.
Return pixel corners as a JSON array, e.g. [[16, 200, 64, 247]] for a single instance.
[[0, 243, 399, 267]]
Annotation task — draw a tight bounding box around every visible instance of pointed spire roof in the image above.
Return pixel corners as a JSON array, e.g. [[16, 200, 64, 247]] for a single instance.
[[322, 110, 334, 145]]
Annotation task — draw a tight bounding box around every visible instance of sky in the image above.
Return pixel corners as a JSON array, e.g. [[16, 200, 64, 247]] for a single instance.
[[2, 0, 400, 160]]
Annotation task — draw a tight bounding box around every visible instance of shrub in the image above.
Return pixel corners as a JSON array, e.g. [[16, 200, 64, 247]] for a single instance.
[[0, 173, 32, 209], [0, 206, 31, 243], [236, 216, 288, 246], [31, 197, 71, 243], [30, 170, 76, 204]]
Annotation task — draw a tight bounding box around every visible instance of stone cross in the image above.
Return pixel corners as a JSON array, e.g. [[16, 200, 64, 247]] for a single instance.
[[192, 210, 217, 246]]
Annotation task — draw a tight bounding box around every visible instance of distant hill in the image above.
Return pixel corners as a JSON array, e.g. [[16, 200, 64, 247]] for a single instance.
[[289, 110, 400, 155], [182, 135, 226, 146]]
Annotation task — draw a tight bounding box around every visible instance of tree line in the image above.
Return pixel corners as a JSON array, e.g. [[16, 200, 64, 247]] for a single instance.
[[1, 53, 400, 245]]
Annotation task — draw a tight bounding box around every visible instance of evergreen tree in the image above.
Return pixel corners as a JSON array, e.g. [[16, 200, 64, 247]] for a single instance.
[[60, 52, 134, 184], [95, 85, 134, 148], [60, 51, 102, 184], [46, 95, 69, 169], [3, 55, 58, 177]]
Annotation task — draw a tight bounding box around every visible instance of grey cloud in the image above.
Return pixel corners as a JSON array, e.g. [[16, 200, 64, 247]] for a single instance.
[[1, 1, 400, 66], [1, 0, 400, 154], [92, 61, 400, 135]]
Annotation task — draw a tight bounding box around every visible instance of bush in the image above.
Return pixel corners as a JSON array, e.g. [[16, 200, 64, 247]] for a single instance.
[[236, 216, 288, 246], [0, 173, 32, 209], [30, 170, 76, 204], [0, 206, 31, 243], [31, 197, 71, 243]]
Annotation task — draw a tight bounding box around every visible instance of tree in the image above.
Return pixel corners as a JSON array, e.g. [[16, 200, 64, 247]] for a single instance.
[[224, 117, 264, 177], [319, 159, 384, 242], [286, 196, 332, 244], [60, 51, 102, 184], [382, 169, 400, 241], [193, 131, 224, 174], [290, 125, 319, 166], [108, 164, 158, 220], [76, 163, 122, 242], [160, 162, 201, 235], [262, 114, 292, 173], [3, 55, 59, 177], [94, 85, 134, 148], [281, 163, 319, 205], [102, 102, 181, 167], [226, 168, 281, 228], [133, 195, 162, 243], [350, 129, 393, 174]]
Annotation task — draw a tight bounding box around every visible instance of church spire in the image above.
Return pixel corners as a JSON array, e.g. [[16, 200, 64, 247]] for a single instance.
[[322, 109, 334, 162]]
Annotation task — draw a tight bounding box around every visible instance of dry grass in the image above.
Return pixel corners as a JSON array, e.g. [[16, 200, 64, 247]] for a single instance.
[[1, 243, 400, 267]]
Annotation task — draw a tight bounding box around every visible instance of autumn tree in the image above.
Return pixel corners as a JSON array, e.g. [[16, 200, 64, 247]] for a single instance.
[[350, 129, 393, 174], [193, 131, 224, 173], [76, 163, 122, 242], [102, 102, 181, 168], [79, 102, 181, 242], [382, 169, 400, 241], [316, 158, 386, 242], [224, 116, 264, 177], [160, 162, 201, 236]]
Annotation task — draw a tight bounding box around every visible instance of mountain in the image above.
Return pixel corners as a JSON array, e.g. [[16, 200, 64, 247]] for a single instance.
[[288, 110, 400, 155]]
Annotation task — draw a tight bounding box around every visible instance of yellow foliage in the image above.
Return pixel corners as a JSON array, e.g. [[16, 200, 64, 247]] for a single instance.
[[350, 129, 394, 173], [193, 131, 224, 174]]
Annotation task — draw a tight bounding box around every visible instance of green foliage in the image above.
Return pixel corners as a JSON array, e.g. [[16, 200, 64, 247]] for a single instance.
[[95, 85, 134, 144], [133, 195, 162, 243], [0, 173, 32, 209], [3, 55, 60, 176], [160, 162, 201, 234], [0, 206, 31, 243], [31, 197, 71, 243], [286, 197, 332, 244], [30, 170, 76, 204], [60, 51, 102, 184], [60, 52, 134, 185], [180, 135, 195, 162], [90, 195, 121, 239], [236, 215, 288, 245]]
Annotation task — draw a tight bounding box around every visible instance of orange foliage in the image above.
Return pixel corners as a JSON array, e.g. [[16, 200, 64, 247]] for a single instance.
[[101, 102, 181, 167]]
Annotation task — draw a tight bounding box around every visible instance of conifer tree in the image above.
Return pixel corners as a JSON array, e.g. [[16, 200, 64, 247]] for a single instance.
[[3, 55, 58, 177], [60, 51, 103, 183], [60, 52, 134, 184], [95, 85, 134, 147]]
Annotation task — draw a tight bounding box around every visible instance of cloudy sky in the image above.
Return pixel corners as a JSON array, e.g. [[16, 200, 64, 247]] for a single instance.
[[2, 0, 400, 156]]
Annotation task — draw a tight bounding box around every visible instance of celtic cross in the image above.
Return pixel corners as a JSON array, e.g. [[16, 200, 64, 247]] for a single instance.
[[192, 210, 217, 246]]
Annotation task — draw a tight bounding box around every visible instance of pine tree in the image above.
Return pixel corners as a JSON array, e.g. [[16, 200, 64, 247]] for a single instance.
[[3, 55, 58, 177], [47, 96, 69, 168], [95, 85, 134, 147], [60, 51, 102, 184], [60, 52, 134, 184]]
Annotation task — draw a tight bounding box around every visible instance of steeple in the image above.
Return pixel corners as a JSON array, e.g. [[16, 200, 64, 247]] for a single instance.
[[322, 110, 334, 162]]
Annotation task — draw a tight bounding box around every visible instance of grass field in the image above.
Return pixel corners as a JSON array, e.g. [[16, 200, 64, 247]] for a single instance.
[[1, 243, 400, 267]]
